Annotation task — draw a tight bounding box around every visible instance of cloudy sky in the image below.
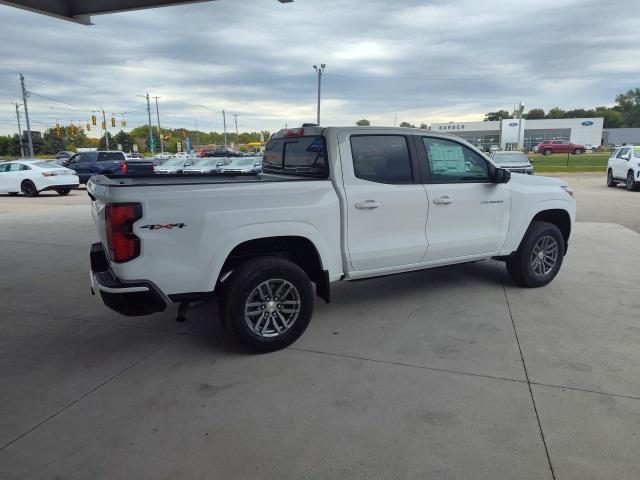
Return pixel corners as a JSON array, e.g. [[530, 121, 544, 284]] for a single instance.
[[0, 0, 639, 136]]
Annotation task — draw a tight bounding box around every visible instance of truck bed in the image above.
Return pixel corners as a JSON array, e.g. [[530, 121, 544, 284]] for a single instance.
[[91, 172, 321, 187]]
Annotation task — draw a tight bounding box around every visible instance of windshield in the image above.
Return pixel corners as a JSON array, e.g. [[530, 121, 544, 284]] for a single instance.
[[161, 158, 186, 166], [33, 161, 65, 169], [492, 152, 528, 164], [228, 158, 255, 166]]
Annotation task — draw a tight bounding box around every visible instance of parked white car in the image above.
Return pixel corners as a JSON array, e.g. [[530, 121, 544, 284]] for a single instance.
[[607, 145, 640, 191], [88, 126, 576, 351], [154, 157, 195, 174], [490, 151, 533, 175], [0, 160, 79, 196], [584, 144, 598, 153], [219, 156, 262, 173], [183, 158, 228, 174]]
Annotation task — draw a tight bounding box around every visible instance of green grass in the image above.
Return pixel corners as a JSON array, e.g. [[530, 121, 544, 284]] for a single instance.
[[529, 153, 608, 173]]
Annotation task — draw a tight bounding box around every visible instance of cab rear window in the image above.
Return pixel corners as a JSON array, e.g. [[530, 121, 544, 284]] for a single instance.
[[263, 136, 328, 178], [97, 152, 125, 162]]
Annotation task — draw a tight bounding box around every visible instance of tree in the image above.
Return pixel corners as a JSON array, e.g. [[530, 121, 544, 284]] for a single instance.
[[114, 130, 134, 152], [399, 121, 415, 128], [98, 132, 114, 150], [419, 123, 428, 129], [615, 88, 640, 127], [484, 110, 511, 121], [545, 107, 566, 119], [524, 108, 545, 120], [355, 119, 370, 126]]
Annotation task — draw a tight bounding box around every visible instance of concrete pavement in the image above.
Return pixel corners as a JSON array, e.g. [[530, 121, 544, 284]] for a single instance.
[[0, 178, 639, 479]]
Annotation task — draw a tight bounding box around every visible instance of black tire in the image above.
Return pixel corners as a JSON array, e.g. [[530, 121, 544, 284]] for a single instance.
[[506, 221, 565, 288], [8, 192, 19, 196], [626, 171, 638, 191], [607, 169, 617, 187], [573, 148, 583, 155], [543, 148, 552, 156], [591, 148, 597, 153], [56, 189, 71, 196], [20, 180, 39, 197], [220, 256, 314, 352]]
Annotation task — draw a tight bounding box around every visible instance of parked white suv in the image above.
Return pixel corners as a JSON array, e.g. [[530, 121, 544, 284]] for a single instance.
[[607, 145, 640, 191], [88, 126, 576, 351]]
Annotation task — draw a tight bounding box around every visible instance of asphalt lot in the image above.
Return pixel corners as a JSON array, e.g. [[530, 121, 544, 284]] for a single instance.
[[0, 173, 639, 479]]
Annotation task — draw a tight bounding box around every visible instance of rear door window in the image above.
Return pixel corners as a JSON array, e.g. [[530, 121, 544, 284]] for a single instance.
[[263, 136, 328, 178], [350, 135, 413, 184]]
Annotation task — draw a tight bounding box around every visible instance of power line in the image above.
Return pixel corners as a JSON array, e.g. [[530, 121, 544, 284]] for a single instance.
[[28, 91, 95, 112], [329, 70, 640, 83]]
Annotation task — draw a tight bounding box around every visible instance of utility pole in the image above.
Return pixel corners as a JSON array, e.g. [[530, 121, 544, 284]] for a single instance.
[[222, 110, 228, 147], [139, 93, 154, 154], [19, 73, 34, 157], [14, 103, 25, 158], [233, 114, 239, 147], [312, 64, 326, 125], [154, 96, 163, 153], [101, 108, 109, 150]]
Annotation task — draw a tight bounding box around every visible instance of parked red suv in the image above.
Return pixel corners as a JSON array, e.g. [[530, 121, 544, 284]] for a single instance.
[[537, 140, 585, 155]]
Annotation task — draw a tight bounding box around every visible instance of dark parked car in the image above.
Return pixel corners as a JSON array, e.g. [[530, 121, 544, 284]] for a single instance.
[[66, 150, 154, 184], [204, 146, 243, 157]]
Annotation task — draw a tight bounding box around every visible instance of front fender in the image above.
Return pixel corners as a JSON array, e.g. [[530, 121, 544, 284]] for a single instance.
[[499, 198, 575, 255]]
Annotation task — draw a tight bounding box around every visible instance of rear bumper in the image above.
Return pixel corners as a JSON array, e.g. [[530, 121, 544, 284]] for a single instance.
[[90, 242, 167, 316]]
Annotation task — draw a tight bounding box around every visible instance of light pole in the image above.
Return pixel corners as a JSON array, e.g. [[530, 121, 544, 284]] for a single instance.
[[516, 102, 525, 150], [313, 64, 326, 125]]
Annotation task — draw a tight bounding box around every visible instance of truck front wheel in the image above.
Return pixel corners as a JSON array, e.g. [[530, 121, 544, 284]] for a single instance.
[[506, 221, 565, 288], [220, 256, 314, 352]]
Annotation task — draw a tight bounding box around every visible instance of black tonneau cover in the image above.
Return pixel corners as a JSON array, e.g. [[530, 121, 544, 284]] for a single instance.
[[91, 172, 323, 187]]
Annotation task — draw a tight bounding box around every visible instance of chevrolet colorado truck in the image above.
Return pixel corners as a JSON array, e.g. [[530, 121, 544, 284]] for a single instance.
[[87, 126, 576, 351]]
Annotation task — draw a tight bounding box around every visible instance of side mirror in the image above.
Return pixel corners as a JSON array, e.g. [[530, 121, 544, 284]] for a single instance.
[[493, 167, 511, 184]]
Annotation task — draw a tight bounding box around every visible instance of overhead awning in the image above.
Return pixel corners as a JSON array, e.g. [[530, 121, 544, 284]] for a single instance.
[[0, 0, 292, 25]]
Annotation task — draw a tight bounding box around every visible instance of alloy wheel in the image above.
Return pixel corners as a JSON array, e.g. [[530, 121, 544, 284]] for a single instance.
[[530, 235, 558, 277], [244, 278, 301, 338]]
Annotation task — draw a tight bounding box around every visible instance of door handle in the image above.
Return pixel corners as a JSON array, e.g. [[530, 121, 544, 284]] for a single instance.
[[355, 200, 382, 210], [433, 196, 454, 205]]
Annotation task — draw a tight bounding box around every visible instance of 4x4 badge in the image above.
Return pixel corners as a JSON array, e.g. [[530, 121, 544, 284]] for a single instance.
[[140, 223, 186, 230]]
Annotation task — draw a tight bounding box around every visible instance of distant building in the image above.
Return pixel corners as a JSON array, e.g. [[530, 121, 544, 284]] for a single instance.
[[602, 128, 640, 146], [429, 118, 604, 150]]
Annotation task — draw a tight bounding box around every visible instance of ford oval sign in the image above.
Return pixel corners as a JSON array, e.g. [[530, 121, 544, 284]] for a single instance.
[[581, 120, 594, 126], [508, 122, 518, 127]]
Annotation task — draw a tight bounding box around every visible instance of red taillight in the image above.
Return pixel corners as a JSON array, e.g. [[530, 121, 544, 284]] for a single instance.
[[105, 203, 141, 263], [120, 161, 127, 174], [284, 128, 304, 138], [42, 171, 57, 177]]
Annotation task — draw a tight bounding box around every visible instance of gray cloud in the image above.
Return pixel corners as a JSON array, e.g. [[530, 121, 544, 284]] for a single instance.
[[1, 0, 639, 135]]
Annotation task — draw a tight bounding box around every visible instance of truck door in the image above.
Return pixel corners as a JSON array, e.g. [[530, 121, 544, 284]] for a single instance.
[[614, 147, 630, 178], [417, 136, 510, 261], [340, 133, 428, 271]]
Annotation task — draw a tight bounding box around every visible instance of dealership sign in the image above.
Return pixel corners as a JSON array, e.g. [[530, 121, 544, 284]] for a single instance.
[[436, 124, 466, 131], [581, 121, 594, 126]]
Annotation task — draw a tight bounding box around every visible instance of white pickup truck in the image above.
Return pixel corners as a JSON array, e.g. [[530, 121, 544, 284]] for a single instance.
[[88, 126, 576, 351]]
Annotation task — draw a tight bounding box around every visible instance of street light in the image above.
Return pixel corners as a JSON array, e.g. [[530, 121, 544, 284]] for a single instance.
[[313, 64, 326, 125]]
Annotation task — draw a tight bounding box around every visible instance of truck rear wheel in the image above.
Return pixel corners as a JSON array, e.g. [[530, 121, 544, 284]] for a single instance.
[[220, 256, 314, 352], [506, 221, 564, 288], [607, 169, 617, 187], [543, 149, 552, 156]]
